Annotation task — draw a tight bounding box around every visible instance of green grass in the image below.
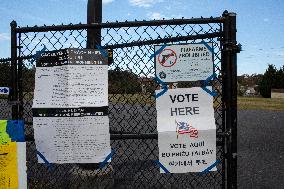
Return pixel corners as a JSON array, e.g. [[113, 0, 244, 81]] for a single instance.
[[110, 94, 284, 111], [10, 93, 284, 111], [238, 97, 284, 111]]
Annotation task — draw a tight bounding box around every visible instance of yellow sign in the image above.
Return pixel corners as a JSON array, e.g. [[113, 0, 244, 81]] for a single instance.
[[0, 142, 18, 189], [0, 120, 11, 144]]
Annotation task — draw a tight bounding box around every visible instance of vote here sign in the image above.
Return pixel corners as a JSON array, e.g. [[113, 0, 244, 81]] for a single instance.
[[156, 87, 216, 173]]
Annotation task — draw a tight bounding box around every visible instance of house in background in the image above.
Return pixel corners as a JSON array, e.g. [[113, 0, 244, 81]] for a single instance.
[[271, 89, 284, 98]]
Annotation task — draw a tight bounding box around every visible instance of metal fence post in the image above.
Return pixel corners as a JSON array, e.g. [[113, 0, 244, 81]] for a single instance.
[[10, 20, 18, 120], [87, 0, 102, 48], [79, 0, 103, 170], [222, 11, 239, 189]]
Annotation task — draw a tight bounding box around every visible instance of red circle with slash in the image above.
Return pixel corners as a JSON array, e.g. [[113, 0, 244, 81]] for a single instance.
[[158, 48, 177, 67]]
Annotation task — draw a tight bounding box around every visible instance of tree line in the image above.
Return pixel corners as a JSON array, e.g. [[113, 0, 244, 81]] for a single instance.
[[1, 61, 283, 98], [259, 64, 284, 98]]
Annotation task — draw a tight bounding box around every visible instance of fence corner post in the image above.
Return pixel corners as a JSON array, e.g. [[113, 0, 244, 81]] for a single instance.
[[10, 20, 18, 120], [222, 11, 239, 189]]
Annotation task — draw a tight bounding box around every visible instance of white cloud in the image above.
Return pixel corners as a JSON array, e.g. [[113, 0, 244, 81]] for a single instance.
[[147, 12, 166, 20], [0, 33, 10, 41], [103, 0, 115, 4], [263, 18, 269, 22], [129, 0, 164, 7]]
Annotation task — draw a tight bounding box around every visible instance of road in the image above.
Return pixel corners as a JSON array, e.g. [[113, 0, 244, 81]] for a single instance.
[[238, 110, 284, 189]]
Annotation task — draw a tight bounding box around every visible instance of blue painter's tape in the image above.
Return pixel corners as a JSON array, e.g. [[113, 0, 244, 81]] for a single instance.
[[155, 85, 168, 99], [150, 44, 167, 59], [204, 73, 217, 85], [202, 87, 217, 97], [154, 76, 168, 98], [96, 45, 108, 57], [36, 150, 54, 171], [199, 159, 221, 175], [154, 160, 170, 173], [6, 120, 25, 142], [201, 40, 214, 54], [99, 149, 115, 169], [201, 73, 217, 97]]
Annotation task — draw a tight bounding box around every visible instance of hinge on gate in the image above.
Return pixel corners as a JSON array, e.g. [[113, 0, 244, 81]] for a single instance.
[[223, 42, 242, 53]]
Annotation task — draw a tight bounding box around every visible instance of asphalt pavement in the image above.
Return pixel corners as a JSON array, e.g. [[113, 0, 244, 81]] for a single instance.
[[238, 110, 284, 189]]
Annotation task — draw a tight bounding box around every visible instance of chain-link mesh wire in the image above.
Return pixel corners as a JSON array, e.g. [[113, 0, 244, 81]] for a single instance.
[[0, 58, 12, 120], [15, 18, 224, 189]]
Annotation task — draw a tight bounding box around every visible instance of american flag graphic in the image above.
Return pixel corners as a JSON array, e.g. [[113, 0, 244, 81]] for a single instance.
[[176, 121, 198, 138]]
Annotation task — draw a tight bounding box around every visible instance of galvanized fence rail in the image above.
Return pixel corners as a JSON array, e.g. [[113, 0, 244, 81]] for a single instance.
[[6, 10, 238, 189]]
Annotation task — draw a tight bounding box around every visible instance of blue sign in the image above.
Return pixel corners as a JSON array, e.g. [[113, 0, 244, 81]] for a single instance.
[[0, 87, 9, 95]]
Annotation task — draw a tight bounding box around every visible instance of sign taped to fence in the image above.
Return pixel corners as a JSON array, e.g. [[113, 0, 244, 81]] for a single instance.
[[156, 87, 216, 173], [155, 43, 213, 82], [33, 114, 111, 163], [33, 48, 111, 164], [33, 48, 108, 108]]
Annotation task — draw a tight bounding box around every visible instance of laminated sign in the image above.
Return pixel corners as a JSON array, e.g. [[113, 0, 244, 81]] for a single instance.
[[156, 88, 216, 173], [155, 43, 214, 82], [33, 48, 111, 163]]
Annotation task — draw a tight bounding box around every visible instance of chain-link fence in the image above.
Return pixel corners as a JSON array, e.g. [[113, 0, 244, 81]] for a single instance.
[[6, 11, 239, 189]]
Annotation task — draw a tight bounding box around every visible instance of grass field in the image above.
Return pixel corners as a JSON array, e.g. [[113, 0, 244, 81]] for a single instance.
[[3, 93, 283, 111], [109, 94, 284, 111], [237, 97, 284, 111]]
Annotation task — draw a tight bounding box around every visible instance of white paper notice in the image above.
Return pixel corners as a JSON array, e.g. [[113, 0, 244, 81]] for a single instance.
[[33, 116, 111, 163], [156, 87, 216, 173], [155, 43, 213, 82], [33, 64, 108, 108]]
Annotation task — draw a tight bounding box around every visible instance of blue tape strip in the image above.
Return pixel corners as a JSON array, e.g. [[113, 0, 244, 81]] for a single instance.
[[201, 73, 217, 97], [96, 45, 108, 58], [204, 73, 217, 85], [199, 159, 221, 175], [6, 120, 25, 142], [99, 149, 115, 169], [150, 44, 167, 59], [154, 160, 170, 173], [154, 76, 168, 98], [201, 40, 214, 54], [30, 45, 47, 65], [36, 150, 54, 171], [202, 87, 217, 97]]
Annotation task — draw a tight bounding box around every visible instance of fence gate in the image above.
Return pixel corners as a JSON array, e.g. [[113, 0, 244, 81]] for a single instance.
[[9, 10, 239, 189]]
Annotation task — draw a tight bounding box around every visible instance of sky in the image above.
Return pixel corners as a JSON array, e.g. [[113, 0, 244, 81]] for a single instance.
[[1, 0, 284, 75]]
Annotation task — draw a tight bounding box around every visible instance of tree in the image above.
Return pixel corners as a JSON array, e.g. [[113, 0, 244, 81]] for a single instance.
[[0, 62, 11, 86], [108, 67, 142, 94], [259, 64, 284, 98]]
